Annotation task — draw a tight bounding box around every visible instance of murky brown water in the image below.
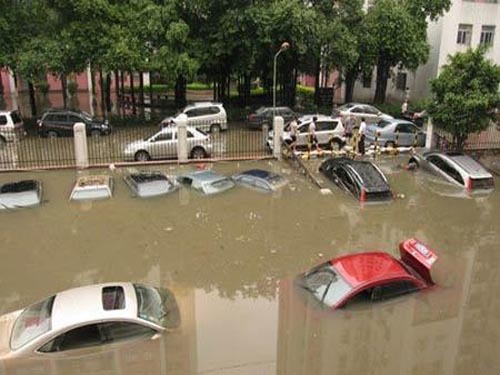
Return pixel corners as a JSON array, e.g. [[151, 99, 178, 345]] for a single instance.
[[0, 157, 499, 375]]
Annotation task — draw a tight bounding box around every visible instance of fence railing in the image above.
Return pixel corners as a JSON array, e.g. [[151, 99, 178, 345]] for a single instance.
[[0, 123, 272, 171], [434, 123, 500, 151]]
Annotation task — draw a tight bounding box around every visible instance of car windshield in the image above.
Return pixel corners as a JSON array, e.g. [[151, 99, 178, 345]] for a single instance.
[[144, 131, 160, 141], [255, 107, 266, 115], [376, 120, 392, 128], [303, 263, 353, 308], [134, 284, 180, 329], [205, 178, 235, 194], [337, 103, 355, 110], [11, 296, 55, 349]]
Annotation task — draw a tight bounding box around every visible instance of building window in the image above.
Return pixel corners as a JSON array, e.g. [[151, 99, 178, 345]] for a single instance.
[[362, 71, 372, 88], [457, 24, 472, 46], [396, 72, 407, 91], [480, 26, 495, 45]]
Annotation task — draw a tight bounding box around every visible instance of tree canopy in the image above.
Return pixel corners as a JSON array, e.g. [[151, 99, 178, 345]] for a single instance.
[[429, 47, 500, 150]]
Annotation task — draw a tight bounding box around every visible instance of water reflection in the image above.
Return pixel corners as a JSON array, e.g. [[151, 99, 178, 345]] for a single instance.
[[0, 159, 498, 374]]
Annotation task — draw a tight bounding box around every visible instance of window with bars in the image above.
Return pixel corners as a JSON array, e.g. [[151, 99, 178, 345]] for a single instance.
[[457, 24, 473, 45], [480, 26, 495, 45], [396, 72, 407, 91]]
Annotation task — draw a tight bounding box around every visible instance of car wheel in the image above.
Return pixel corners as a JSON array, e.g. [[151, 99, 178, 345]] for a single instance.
[[210, 124, 221, 133], [190, 147, 207, 159], [329, 138, 344, 151], [47, 130, 58, 138], [134, 150, 151, 162], [385, 141, 396, 148], [90, 129, 101, 137]]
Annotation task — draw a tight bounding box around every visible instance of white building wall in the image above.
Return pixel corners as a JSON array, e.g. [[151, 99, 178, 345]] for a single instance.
[[353, 0, 500, 103]]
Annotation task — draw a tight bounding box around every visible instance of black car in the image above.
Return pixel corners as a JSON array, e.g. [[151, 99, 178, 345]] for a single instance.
[[246, 106, 296, 129], [319, 157, 393, 202], [37, 109, 112, 138]]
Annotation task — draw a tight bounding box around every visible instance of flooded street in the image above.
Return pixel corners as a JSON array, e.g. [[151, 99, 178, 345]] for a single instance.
[[0, 157, 499, 375]]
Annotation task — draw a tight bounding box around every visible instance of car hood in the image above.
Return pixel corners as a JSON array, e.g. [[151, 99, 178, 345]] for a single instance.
[[380, 114, 393, 120], [0, 310, 22, 358]]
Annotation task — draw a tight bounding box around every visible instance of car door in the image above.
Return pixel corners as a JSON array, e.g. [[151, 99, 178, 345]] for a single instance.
[[394, 123, 413, 146], [426, 155, 465, 186], [361, 105, 381, 124], [316, 120, 336, 145], [296, 122, 310, 146], [67, 114, 85, 136], [46, 113, 69, 135], [148, 129, 177, 159], [370, 280, 419, 302]]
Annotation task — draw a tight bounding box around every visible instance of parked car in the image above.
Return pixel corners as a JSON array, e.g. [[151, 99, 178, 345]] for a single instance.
[[408, 149, 495, 192], [37, 109, 112, 138], [0, 110, 26, 145], [319, 157, 393, 202], [232, 169, 288, 192], [364, 118, 425, 147], [70, 175, 113, 201], [332, 102, 393, 126], [123, 126, 212, 162], [177, 170, 235, 195], [267, 115, 345, 150], [246, 106, 296, 129], [160, 102, 227, 133], [0, 179, 42, 210], [298, 238, 438, 309], [0, 283, 180, 360], [124, 171, 178, 198]]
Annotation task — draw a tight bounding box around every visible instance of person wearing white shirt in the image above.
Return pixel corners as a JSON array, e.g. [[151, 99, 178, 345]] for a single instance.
[[358, 118, 367, 155]]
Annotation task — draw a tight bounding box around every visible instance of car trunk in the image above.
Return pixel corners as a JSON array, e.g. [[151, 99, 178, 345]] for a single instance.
[[399, 239, 438, 285]]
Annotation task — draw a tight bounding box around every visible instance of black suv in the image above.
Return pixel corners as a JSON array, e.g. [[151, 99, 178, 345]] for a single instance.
[[37, 109, 112, 138]]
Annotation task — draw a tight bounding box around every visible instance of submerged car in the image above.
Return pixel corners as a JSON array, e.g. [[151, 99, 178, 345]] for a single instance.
[[319, 157, 393, 202], [70, 175, 113, 201], [364, 119, 425, 147], [124, 171, 178, 198], [299, 238, 438, 309], [0, 283, 180, 360], [246, 106, 296, 129], [123, 126, 211, 161], [332, 102, 393, 127], [232, 169, 288, 192], [0, 180, 42, 210], [408, 149, 495, 192], [177, 170, 235, 195]]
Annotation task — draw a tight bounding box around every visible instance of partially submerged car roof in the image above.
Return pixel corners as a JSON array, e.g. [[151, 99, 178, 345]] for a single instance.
[[70, 175, 113, 201], [124, 172, 177, 198], [323, 158, 389, 191], [180, 170, 226, 183], [446, 153, 492, 179], [0, 180, 42, 209]]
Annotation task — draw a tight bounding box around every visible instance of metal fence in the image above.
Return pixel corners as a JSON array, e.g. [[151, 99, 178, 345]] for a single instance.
[[0, 123, 272, 171], [434, 123, 500, 151]]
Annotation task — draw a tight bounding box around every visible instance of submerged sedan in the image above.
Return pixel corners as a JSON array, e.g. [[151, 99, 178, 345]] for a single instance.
[[177, 170, 235, 195], [408, 149, 495, 192], [299, 239, 438, 309], [232, 169, 288, 192], [0, 283, 180, 360], [319, 157, 393, 202], [0, 180, 42, 210], [364, 119, 425, 148]]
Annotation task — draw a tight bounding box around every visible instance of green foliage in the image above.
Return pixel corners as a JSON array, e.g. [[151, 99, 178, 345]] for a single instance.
[[429, 47, 500, 150], [67, 81, 78, 95]]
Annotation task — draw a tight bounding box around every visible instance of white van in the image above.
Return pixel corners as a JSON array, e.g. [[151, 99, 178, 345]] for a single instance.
[[0, 110, 25, 145]]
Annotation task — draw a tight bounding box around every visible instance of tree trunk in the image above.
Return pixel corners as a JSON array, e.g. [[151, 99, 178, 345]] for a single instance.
[[374, 58, 390, 104], [175, 75, 187, 108], [28, 80, 37, 117], [139, 72, 144, 105], [313, 59, 321, 105], [61, 74, 68, 109], [129, 72, 136, 114], [344, 68, 357, 103], [99, 69, 105, 114], [114, 71, 120, 103], [0, 76, 4, 97], [149, 71, 154, 105], [212, 80, 217, 101], [120, 71, 125, 103], [105, 72, 112, 112]]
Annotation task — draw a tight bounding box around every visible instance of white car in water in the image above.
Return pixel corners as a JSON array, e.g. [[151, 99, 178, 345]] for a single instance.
[[0, 283, 180, 360]]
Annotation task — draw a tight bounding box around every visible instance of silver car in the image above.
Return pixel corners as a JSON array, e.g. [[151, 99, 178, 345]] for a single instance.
[[232, 169, 288, 192], [0, 283, 180, 360], [123, 126, 212, 161], [364, 119, 425, 147], [332, 102, 393, 126], [409, 149, 495, 192], [177, 170, 235, 195], [0, 180, 42, 210], [160, 102, 227, 133], [0, 110, 25, 145]]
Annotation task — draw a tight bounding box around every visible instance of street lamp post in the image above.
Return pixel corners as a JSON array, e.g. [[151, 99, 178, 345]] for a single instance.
[[273, 42, 290, 122]]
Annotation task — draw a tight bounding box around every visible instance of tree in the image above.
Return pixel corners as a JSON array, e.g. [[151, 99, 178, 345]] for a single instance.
[[428, 47, 500, 151], [366, 0, 451, 104]]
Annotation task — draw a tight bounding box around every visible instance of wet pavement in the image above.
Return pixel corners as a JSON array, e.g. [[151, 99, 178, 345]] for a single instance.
[[0, 157, 499, 375]]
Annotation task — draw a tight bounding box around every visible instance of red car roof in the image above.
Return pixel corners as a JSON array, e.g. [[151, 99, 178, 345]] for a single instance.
[[331, 252, 412, 288]]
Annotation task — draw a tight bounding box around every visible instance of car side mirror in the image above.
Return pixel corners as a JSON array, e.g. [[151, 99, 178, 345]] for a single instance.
[[371, 287, 382, 301]]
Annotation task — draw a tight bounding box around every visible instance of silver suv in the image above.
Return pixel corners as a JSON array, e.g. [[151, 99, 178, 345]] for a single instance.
[[161, 102, 227, 133], [0, 110, 25, 145]]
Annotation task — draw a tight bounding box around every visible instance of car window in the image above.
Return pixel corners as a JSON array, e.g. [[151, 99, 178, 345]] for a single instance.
[[45, 114, 66, 122], [0, 115, 7, 125], [303, 264, 353, 308], [68, 115, 82, 124], [299, 124, 309, 133], [316, 121, 335, 131], [209, 106, 220, 115], [184, 109, 199, 118], [187, 131, 194, 138], [11, 296, 55, 350], [10, 111, 22, 124], [372, 281, 418, 301], [396, 123, 415, 133], [350, 106, 364, 114], [363, 105, 379, 115], [100, 322, 156, 343], [153, 133, 173, 142], [335, 166, 356, 192], [427, 156, 465, 185], [134, 284, 179, 328], [377, 120, 392, 128], [38, 324, 103, 353]]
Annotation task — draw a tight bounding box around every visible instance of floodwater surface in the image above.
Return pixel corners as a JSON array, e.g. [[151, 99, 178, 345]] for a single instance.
[[0, 158, 499, 375]]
